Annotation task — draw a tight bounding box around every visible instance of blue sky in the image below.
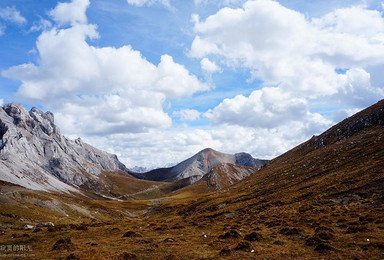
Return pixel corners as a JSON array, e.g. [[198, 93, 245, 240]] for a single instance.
[[1, 0, 384, 168]]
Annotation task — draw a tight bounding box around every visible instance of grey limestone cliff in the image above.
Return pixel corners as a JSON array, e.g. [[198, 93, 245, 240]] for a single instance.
[[0, 103, 129, 192]]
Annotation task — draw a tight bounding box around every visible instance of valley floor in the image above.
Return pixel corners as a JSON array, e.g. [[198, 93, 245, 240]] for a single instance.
[[0, 183, 383, 260]]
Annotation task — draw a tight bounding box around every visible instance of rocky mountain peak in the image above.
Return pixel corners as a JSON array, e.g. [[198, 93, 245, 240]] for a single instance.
[[29, 107, 58, 136], [3, 103, 31, 128], [1, 104, 59, 137], [200, 147, 214, 153], [137, 147, 268, 183], [0, 103, 129, 192]]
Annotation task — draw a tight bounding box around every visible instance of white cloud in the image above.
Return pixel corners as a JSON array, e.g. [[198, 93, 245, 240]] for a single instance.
[[312, 5, 384, 38], [189, 36, 221, 58], [205, 87, 330, 129], [49, 0, 90, 26], [200, 57, 221, 73], [29, 18, 52, 32], [0, 6, 26, 25], [88, 120, 323, 168], [127, 0, 172, 8], [156, 55, 209, 97], [190, 0, 384, 130], [3, 1, 208, 136], [0, 99, 3, 106], [173, 109, 201, 121], [334, 68, 384, 107]]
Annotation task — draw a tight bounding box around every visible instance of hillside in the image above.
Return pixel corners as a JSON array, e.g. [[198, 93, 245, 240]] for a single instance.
[[151, 99, 384, 258], [0, 100, 383, 259]]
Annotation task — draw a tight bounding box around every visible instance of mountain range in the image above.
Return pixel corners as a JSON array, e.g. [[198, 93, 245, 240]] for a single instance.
[[0, 100, 383, 259], [0, 103, 266, 194]]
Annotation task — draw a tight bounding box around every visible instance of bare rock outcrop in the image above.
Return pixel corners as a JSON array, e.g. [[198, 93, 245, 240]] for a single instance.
[[0, 103, 129, 192]]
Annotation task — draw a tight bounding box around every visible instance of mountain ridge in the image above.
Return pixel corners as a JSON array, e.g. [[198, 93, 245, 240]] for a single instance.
[[133, 147, 268, 183]]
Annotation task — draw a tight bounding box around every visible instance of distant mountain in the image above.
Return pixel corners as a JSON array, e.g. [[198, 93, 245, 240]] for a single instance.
[[134, 148, 268, 183], [0, 103, 135, 192], [129, 166, 150, 173]]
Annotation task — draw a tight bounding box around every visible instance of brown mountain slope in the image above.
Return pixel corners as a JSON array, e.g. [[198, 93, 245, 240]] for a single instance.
[[151, 99, 384, 258]]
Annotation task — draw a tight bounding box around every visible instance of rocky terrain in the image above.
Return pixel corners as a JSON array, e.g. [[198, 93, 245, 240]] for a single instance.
[[0, 103, 131, 192]]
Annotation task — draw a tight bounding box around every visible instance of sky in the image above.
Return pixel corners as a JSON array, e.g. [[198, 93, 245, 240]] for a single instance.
[[1, 0, 384, 168]]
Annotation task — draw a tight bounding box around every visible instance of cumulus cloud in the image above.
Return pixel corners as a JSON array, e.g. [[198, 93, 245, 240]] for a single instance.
[[0, 99, 3, 106], [173, 109, 201, 121], [190, 0, 384, 130], [49, 0, 90, 26], [206, 87, 321, 127], [3, 0, 208, 136], [88, 121, 317, 168], [0, 6, 26, 25], [200, 57, 221, 73]]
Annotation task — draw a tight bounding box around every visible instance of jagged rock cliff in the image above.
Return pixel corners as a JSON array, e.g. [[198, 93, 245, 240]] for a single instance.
[[0, 103, 129, 191]]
